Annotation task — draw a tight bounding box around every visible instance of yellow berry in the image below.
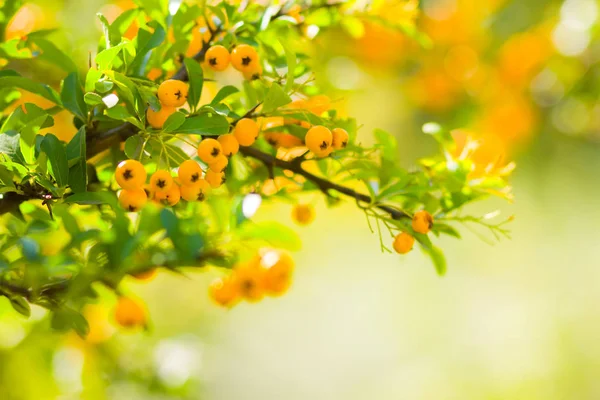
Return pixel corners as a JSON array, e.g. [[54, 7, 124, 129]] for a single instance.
[[209, 154, 228, 173], [197, 138, 222, 164], [307, 94, 331, 115], [242, 63, 263, 80], [114, 296, 147, 329], [157, 79, 188, 107], [218, 133, 239, 157], [233, 118, 259, 146], [115, 159, 147, 190], [232, 259, 265, 302], [332, 128, 349, 150], [178, 160, 203, 186], [154, 184, 181, 206], [305, 125, 332, 155], [209, 277, 239, 308], [147, 105, 176, 129], [118, 188, 148, 212], [205, 170, 225, 188], [180, 179, 211, 201], [393, 232, 415, 254], [292, 204, 315, 225], [231, 44, 259, 72], [412, 210, 434, 234], [150, 170, 173, 193], [205, 45, 230, 71], [262, 251, 294, 296]]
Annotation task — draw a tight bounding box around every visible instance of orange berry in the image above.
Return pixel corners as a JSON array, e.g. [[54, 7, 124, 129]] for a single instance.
[[178, 160, 204, 186], [118, 188, 148, 212], [231, 44, 259, 72], [292, 204, 315, 225], [132, 268, 158, 281], [180, 179, 211, 201], [233, 118, 259, 146], [197, 138, 222, 164], [262, 251, 294, 296], [393, 232, 415, 254], [150, 170, 173, 193], [218, 133, 239, 156], [157, 79, 188, 107], [242, 63, 263, 80], [307, 94, 331, 115], [232, 259, 265, 302], [264, 132, 303, 149], [147, 105, 176, 129], [412, 210, 433, 234], [208, 154, 228, 173], [332, 128, 349, 150], [305, 125, 332, 155], [115, 159, 147, 190], [205, 45, 230, 71], [205, 170, 225, 188], [114, 296, 147, 329], [154, 184, 181, 206], [209, 277, 240, 307]]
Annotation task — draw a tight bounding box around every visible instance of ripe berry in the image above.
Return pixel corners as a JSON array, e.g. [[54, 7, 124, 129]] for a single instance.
[[157, 79, 188, 107], [393, 232, 415, 254], [205, 45, 230, 71], [305, 125, 332, 156], [218, 133, 239, 157], [114, 296, 147, 329], [209, 277, 239, 307], [147, 105, 176, 129], [332, 128, 349, 150], [243, 63, 263, 80], [205, 170, 225, 188], [264, 132, 303, 149], [180, 179, 211, 201], [233, 118, 259, 146], [231, 44, 259, 72], [262, 251, 294, 296], [412, 210, 433, 234], [116, 159, 147, 190], [209, 154, 228, 173], [233, 259, 265, 302], [118, 188, 148, 212], [132, 268, 158, 281], [150, 170, 173, 193], [292, 204, 315, 225], [307, 94, 331, 115], [178, 160, 203, 186], [154, 184, 181, 206], [197, 138, 222, 164]]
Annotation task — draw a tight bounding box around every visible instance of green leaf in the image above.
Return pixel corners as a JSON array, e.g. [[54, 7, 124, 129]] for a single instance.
[[40, 133, 68, 187], [418, 235, 447, 276], [95, 41, 135, 71], [94, 79, 114, 94], [9, 297, 30, 318], [0, 75, 62, 105], [177, 113, 229, 136], [84, 92, 103, 106], [30, 37, 78, 74], [66, 127, 87, 193], [51, 308, 90, 338], [237, 221, 302, 251], [279, 39, 296, 92], [0, 131, 22, 162], [374, 128, 398, 162], [163, 111, 187, 132], [210, 85, 239, 105], [129, 21, 166, 76], [184, 58, 203, 111], [124, 135, 145, 159], [61, 72, 87, 121], [262, 82, 291, 113], [64, 191, 116, 206], [164, 143, 190, 166]]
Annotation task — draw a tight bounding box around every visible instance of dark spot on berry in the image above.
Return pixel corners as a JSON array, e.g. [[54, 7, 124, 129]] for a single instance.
[[197, 192, 205, 201], [128, 205, 137, 212], [319, 141, 328, 150], [267, 138, 278, 146], [241, 279, 254, 293], [241, 56, 252, 66], [221, 176, 227, 184], [209, 57, 218, 66], [211, 147, 220, 157], [341, 141, 347, 148], [123, 169, 133, 180], [157, 179, 166, 189], [175, 90, 182, 100], [191, 173, 199, 182], [143, 188, 150, 196]]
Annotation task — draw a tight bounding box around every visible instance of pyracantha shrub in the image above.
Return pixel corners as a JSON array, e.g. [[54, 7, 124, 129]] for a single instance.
[[0, 1, 513, 336]]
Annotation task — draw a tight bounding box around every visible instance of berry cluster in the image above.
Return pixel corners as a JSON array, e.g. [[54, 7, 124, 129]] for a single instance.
[[209, 249, 294, 308], [205, 44, 262, 80], [393, 210, 434, 254], [147, 79, 189, 129]]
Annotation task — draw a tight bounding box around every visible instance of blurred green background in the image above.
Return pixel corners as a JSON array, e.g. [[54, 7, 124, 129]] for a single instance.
[[2, 0, 600, 399]]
